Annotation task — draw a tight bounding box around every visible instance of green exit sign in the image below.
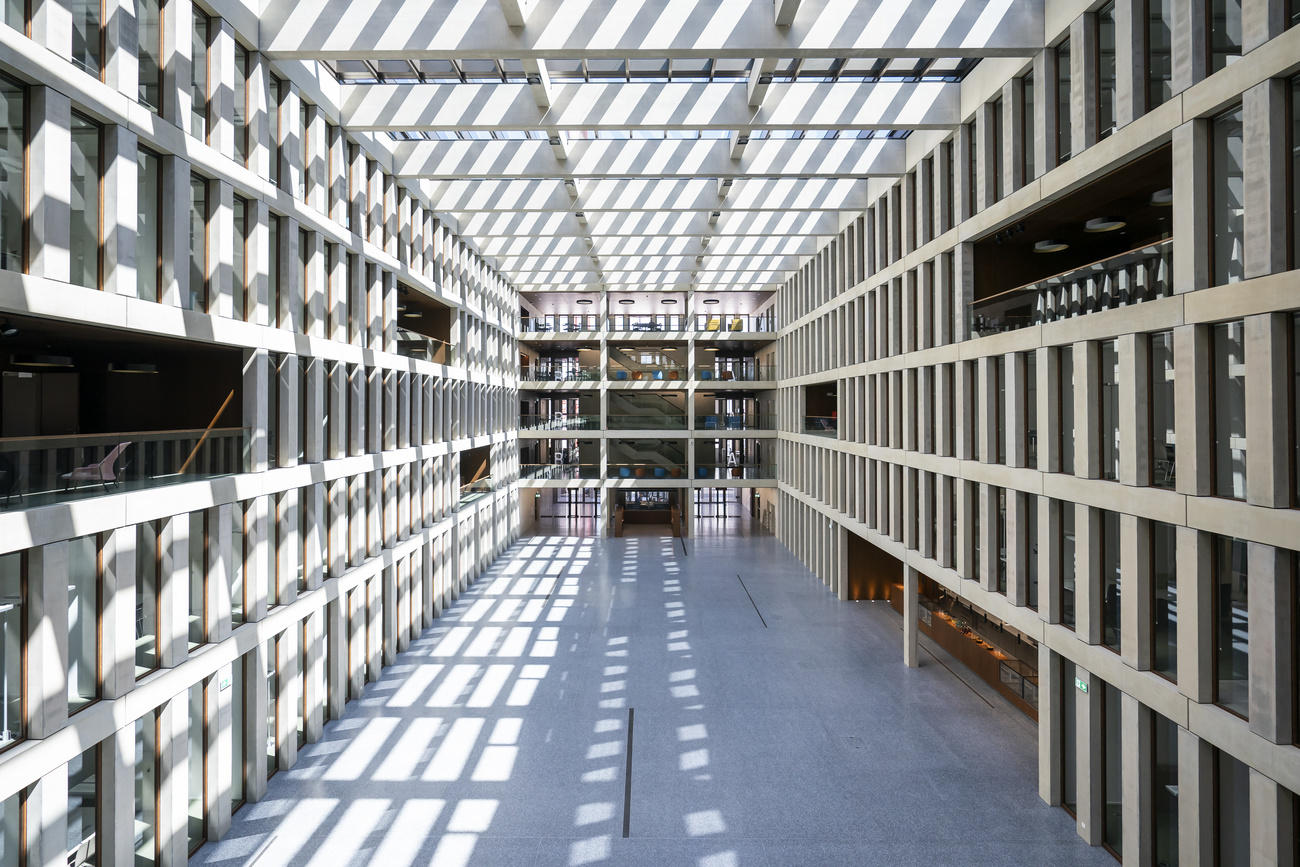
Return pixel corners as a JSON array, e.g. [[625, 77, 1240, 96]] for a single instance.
[[219, 676, 232, 691], [1074, 677, 1088, 694]]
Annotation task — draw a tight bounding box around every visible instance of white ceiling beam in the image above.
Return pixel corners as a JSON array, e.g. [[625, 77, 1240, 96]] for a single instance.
[[747, 56, 779, 106], [510, 270, 791, 285], [458, 209, 849, 237], [341, 80, 958, 132], [774, 0, 801, 26], [264, 0, 1043, 59], [498, 0, 538, 28], [477, 235, 823, 257], [422, 177, 870, 213], [494, 253, 805, 272], [394, 136, 904, 179]]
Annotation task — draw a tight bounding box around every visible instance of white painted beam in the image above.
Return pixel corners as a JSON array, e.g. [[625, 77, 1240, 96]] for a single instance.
[[775, 0, 801, 26], [477, 234, 823, 257], [458, 208, 847, 237]]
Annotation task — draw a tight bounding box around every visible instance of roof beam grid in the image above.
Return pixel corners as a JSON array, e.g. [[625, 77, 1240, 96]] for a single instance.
[[457, 209, 850, 238]]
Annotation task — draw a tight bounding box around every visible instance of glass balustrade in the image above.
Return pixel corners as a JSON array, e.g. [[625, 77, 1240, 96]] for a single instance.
[[519, 414, 600, 431], [694, 312, 776, 332], [607, 363, 687, 382], [607, 313, 688, 332], [692, 463, 776, 480], [803, 416, 837, 435], [520, 463, 601, 481], [694, 414, 774, 431], [969, 239, 1172, 336], [520, 314, 600, 333], [695, 363, 776, 382], [605, 414, 688, 430], [608, 462, 687, 479], [395, 329, 454, 364], [0, 427, 251, 511], [457, 476, 494, 508], [521, 364, 601, 382]]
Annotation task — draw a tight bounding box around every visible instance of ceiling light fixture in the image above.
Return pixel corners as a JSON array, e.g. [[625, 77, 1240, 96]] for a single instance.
[[0, 319, 16, 337], [1033, 240, 1069, 253], [108, 362, 159, 374], [575, 298, 593, 305], [1150, 188, 1173, 206], [703, 298, 720, 304], [661, 298, 677, 304], [1084, 216, 1127, 233], [618, 299, 635, 305], [11, 353, 74, 369]]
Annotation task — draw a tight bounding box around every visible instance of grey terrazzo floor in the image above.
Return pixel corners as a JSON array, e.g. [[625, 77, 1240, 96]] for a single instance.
[[195, 534, 1113, 867]]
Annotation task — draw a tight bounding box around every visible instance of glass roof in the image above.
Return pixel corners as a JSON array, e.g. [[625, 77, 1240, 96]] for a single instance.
[[388, 128, 909, 142]]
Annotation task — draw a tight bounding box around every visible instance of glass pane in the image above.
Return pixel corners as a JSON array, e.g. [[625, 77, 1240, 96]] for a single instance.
[[191, 11, 207, 139], [1057, 40, 1072, 163], [0, 78, 21, 273], [266, 638, 278, 775], [1103, 682, 1122, 852], [1100, 340, 1119, 480], [1152, 521, 1178, 679], [136, 0, 162, 110], [70, 0, 101, 75], [188, 176, 206, 311], [187, 682, 204, 850], [1213, 320, 1247, 498], [70, 115, 100, 290], [0, 553, 20, 746], [1150, 331, 1176, 488], [1212, 106, 1245, 286], [67, 745, 98, 865], [1209, 0, 1243, 72], [1060, 503, 1076, 629], [1101, 510, 1121, 652], [1061, 659, 1077, 812], [230, 502, 245, 624], [268, 216, 281, 327], [992, 98, 1004, 202], [1098, 3, 1116, 137], [1026, 351, 1038, 468], [233, 45, 248, 165], [1216, 750, 1250, 863], [1060, 347, 1075, 473], [68, 534, 99, 713], [136, 149, 160, 301], [232, 198, 246, 320], [1022, 74, 1036, 181], [135, 523, 158, 676], [134, 714, 157, 866], [231, 655, 245, 805], [1026, 494, 1039, 610], [268, 78, 281, 187], [1214, 536, 1248, 716], [1293, 77, 1300, 271], [1153, 713, 1179, 866], [1148, 0, 1173, 108], [188, 512, 205, 649]]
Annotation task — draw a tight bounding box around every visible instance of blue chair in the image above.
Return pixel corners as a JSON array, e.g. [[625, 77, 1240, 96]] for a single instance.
[[614, 370, 628, 381], [619, 467, 631, 478], [697, 467, 709, 478], [699, 370, 713, 380], [653, 369, 665, 380], [654, 467, 666, 478], [704, 415, 717, 429]]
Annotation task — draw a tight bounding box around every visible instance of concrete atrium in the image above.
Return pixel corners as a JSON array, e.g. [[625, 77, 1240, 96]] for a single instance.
[[0, 0, 1296, 865]]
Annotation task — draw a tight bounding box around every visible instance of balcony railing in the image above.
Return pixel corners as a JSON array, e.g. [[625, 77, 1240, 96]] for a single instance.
[[521, 314, 599, 333], [607, 313, 688, 332], [693, 463, 776, 480], [696, 364, 776, 382], [520, 463, 601, 480], [0, 427, 250, 511], [519, 414, 600, 431], [970, 239, 1173, 337], [803, 416, 837, 435], [608, 364, 687, 382], [521, 364, 601, 382], [606, 414, 687, 430], [396, 329, 454, 364], [695, 312, 775, 332], [457, 476, 494, 508], [609, 463, 687, 479], [694, 414, 774, 431]]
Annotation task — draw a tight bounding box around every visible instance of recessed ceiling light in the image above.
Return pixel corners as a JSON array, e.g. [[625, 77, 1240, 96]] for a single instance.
[[0, 319, 16, 337], [1033, 240, 1069, 253], [1150, 187, 1172, 206], [1084, 217, 1126, 233], [618, 299, 635, 305], [11, 353, 74, 369], [703, 298, 720, 304], [661, 298, 677, 304], [576, 298, 593, 305], [108, 362, 159, 374]]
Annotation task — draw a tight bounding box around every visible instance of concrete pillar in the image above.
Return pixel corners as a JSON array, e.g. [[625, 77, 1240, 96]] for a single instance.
[[1120, 693, 1153, 865], [1038, 646, 1062, 805], [1248, 542, 1296, 744], [1177, 526, 1214, 702], [1172, 120, 1211, 293], [103, 126, 138, 297], [1173, 324, 1213, 496], [1244, 313, 1291, 507], [25, 542, 69, 738], [1177, 726, 1215, 867], [26, 87, 71, 283], [902, 565, 919, 668], [1250, 768, 1297, 867]]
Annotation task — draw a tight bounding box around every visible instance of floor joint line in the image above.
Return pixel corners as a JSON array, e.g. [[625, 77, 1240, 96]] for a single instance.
[[622, 707, 635, 838], [736, 573, 768, 627]]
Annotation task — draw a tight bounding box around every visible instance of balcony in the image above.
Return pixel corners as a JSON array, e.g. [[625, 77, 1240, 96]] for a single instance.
[[396, 329, 455, 364], [694, 414, 774, 431], [0, 427, 250, 511], [521, 463, 601, 481], [521, 364, 601, 382], [606, 413, 687, 431], [693, 463, 775, 480], [609, 462, 687, 479], [695, 363, 776, 382], [457, 475, 495, 508], [520, 314, 600, 333], [519, 414, 600, 432], [970, 240, 1173, 337], [607, 363, 687, 382], [803, 416, 837, 436], [694, 312, 775, 333], [607, 313, 688, 332]]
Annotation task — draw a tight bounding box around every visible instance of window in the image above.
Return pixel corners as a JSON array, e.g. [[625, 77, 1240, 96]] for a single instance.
[[326, 242, 339, 336], [1151, 521, 1177, 679], [266, 637, 279, 776], [233, 195, 248, 320], [187, 681, 205, 852], [137, 147, 161, 301], [0, 77, 22, 273], [1025, 494, 1038, 610], [1060, 503, 1076, 629], [995, 356, 1006, 463], [326, 124, 339, 217], [1059, 346, 1075, 474], [941, 139, 955, 232], [137, 0, 162, 110], [1101, 510, 1121, 652], [70, 113, 102, 290], [189, 175, 208, 311], [1150, 331, 1176, 487], [1147, 0, 1173, 109], [1212, 320, 1247, 499], [71, 0, 102, 78], [136, 522, 159, 677], [1021, 73, 1036, 182], [1101, 681, 1122, 854], [135, 712, 158, 865], [1056, 39, 1072, 164], [234, 44, 250, 165], [1215, 749, 1250, 863], [67, 745, 98, 863], [269, 215, 282, 326], [1291, 77, 1299, 270], [1213, 535, 1248, 717], [1, 0, 21, 29], [1026, 351, 1038, 468], [68, 534, 100, 713], [268, 75, 283, 188], [300, 101, 310, 200], [965, 120, 977, 216], [0, 552, 22, 749], [1061, 657, 1078, 813], [0, 789, 16, 866], [188, 511, 206, 650], [1212, 106, 1245, 286], [995, 487, 1007, 593], [300, 228, 311, 333], [1098, 2, 1117, 138], [191, 9, 209, 140], [231, 654, 246, 809], [1294, 313, 1300, 506], [1152, 712, 1179, 865], [1208, 0, 1242, 73], [231, 502, 246, 625], [991, 97, 1004, 202], [1100, 340, 1119, 480]]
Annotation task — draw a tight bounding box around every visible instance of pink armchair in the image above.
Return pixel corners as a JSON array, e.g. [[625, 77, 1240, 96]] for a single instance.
[[61, 442, 130, 491]]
